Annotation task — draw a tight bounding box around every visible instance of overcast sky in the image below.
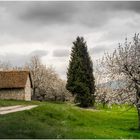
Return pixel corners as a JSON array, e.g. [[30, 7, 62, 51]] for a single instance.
[[0, 1, 140, 79]]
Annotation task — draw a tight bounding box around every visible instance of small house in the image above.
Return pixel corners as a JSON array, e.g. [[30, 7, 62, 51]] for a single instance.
[[0, 71, 33, 101]]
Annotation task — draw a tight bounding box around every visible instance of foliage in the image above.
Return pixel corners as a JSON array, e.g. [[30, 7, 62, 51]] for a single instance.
[[66, 36, 95, 107], [95, 80, 135, 107], [0, 56, 71, 102], [26, 56, 71, 101], [101, 34, 140, 128]]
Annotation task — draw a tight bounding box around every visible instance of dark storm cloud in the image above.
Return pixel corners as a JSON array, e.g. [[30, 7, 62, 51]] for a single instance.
[[53, 49, 70, 57], [16, 2, 109, 27], [106, 1, 140, 13], [0, 1, 140, 46], [88, 1, 140, 12], [19, 2, 77, 25], [15, 1, 140, 27]]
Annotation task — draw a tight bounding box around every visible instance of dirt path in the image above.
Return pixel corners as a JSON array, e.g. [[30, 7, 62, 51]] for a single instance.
[[0, 105, 38, 115]]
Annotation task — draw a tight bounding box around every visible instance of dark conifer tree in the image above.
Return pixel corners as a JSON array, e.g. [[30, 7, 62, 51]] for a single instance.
[[66, 36, 95, 107]]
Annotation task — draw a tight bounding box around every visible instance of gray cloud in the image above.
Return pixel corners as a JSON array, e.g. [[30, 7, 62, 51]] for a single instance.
[[89, 45, 109, 55], [53, 49, 70, 57], [19, 2, 77, 25], [106, 1, 140, 13], [0, 50, 48, 67], [0, 1, 139, 46], [0, 53, 28, 67], [0, 1, 140, 79], [13, 1, 140, 27], [30, 50, 48, 57], [15, 2, 111, 27]]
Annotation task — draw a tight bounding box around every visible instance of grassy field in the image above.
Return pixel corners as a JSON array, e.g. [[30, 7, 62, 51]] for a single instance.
[[0, 100, 139, 139], [0, 99, 40, 107]]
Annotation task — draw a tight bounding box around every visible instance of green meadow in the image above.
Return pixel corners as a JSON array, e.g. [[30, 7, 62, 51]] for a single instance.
[[0, 100, 139, 139]]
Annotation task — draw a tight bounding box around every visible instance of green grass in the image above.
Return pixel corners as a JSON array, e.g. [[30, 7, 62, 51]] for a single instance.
[[0, 100, 139, 138], [0, 99, 40, 107]]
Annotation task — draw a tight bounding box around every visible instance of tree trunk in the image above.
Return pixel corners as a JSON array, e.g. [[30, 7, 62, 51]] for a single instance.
[[54, 95, 57, 101], [32, 87, 37, 100], [135, 84, 140, 129], [136, 106, 140, 129]]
